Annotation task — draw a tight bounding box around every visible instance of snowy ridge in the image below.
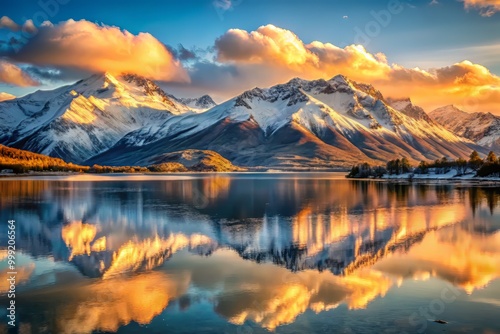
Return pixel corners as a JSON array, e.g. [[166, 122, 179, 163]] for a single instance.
[[0, 72, 485, 167], [170, 94, 217, 113], [430, 105, 500, 150], [89, 74, 483, 168], [0, 73, 195, 162], [387, 97, 432, 122]]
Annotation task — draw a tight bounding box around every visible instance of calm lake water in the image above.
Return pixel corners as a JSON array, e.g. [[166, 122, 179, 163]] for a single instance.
[[0, 173, 499, 334]]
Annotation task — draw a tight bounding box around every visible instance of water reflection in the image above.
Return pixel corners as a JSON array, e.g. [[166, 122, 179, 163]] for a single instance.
[[0, 175, 499, 333]]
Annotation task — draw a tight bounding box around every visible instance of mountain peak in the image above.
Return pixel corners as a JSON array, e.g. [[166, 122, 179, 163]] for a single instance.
[[171, 94, 217, 111], [387, 97, 432, 121], [431, 104, 468, 115], [387, 96, 412, 104], [329, 74, 350, 84], [286, 77, 307, 85]]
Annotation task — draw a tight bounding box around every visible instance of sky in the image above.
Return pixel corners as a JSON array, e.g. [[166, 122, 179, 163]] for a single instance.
[[0, 0, 499, 113]]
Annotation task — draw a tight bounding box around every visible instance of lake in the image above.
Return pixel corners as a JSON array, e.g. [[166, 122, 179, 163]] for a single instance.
[[0, 173, 499, 334]]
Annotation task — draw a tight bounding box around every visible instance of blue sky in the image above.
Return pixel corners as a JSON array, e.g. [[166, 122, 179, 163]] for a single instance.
[[0, 0, 499, 112], [2, 0, 498, 67]]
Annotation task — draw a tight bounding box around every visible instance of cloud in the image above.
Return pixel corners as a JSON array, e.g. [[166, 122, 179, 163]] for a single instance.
[[177, 45, 197, 60], [5, 19, 189, 83], [0, 92, 15, 101], [0, 16, 39, 34], [212, 24, 500, 112], [374, 226, 500, 294], [462, 0, 500, 16], [22, 19, 38, 34], [0, 16, 20, 31], [0, 59, 40, 86], [213, 0, 234, 11], [167, 44, 198, 61]]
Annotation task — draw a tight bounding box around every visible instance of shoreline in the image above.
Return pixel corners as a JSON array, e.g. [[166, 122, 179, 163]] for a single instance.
[[347, 174, 500, 185], [1, 171, 500, 185], [0, 168, 349, 178]]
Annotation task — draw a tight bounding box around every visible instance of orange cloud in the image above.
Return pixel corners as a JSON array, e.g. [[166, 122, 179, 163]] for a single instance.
[[462, 0, 500, 16], [51, 271, 190, 334], [214, 24, 500, 113], [9, 19, 189, 82], [373, 228, 500, 294], [0, 92, 15, 101], [0, 59, 40, 86]]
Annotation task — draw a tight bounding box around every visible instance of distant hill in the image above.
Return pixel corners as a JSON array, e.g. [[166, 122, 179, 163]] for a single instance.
[[149, 149, 246, 172], [0, 145, 243, 174]]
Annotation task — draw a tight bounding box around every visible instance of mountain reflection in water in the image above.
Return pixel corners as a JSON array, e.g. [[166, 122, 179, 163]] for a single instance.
[[0, 174, 499, 333]]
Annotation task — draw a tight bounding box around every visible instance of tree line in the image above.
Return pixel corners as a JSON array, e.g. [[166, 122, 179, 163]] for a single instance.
[[0, 145, 90, 173], [347, 150, 500, 178]]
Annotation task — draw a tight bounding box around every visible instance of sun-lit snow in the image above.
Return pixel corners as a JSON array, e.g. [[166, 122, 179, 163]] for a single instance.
[[430, 105, 500, 150], [0, 73, 203, 162], [0, 73, 482, 166]]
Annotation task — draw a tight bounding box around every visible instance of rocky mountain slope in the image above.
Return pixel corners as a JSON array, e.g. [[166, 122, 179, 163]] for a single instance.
[[430, 105, 500, 152], [1, 73, 484, 168], [386, 97, 432, 122], [0, 73, 214, 163], [88, 75, 481, 168]]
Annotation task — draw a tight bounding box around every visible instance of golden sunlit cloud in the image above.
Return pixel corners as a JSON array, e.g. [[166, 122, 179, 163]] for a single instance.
[[373, 228, 500, 294], [54, 271, 190, 334], [462, 0, 500, 16], [7, 19, 189, 83], [214, 263, 392, 331], [0, 92, 15, 101], [0, 59, 40, 86], [214, 24, 500, 113]]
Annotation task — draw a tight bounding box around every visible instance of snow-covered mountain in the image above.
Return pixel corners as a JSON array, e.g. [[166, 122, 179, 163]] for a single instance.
[[0, 73, 203, 163], [386, 97, 432, 122], [430, 105, 500, 151], [170, 94, 217, 113], [88, 75, 481, 168], [0, 73, 484, 167]]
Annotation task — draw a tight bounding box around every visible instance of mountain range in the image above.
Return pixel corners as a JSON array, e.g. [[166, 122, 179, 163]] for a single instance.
[[0, 73, 490, 168], [429, 105, 500, 152]]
